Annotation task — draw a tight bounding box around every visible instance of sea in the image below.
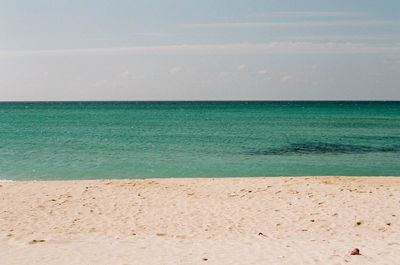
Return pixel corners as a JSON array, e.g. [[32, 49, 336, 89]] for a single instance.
[[0, 101, 399, 180]]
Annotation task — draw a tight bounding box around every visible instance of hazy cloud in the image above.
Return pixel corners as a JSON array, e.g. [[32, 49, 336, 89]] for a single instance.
[[383, 58, 400, 65], [266, 11, 367, 17], [185, 20, 400, 28], [132, 32, 172, 37], [1, 42, 399, 57], [289, 34, 390, 41]]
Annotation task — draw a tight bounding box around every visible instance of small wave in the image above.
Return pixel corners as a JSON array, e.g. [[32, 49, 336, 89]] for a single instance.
[[0, 179, 14, 182]]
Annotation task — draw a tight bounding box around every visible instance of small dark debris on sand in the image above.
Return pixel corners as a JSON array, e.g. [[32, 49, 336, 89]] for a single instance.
[[29, 239, 46, 244], [350, 248, 360, 255]]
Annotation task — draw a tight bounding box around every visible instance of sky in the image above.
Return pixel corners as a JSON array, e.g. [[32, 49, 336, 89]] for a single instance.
[[0, 0, 399, 101]]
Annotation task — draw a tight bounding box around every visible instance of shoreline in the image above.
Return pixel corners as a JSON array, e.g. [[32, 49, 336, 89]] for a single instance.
[[1, 176, 400, 264], [2, 175, 400, 182]]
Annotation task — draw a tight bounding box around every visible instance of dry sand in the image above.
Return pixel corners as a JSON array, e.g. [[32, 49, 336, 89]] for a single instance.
[[1, 176, 400, 265]]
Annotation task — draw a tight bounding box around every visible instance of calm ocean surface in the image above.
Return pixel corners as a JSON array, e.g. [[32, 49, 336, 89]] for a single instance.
[[1, 101, 399, 180]]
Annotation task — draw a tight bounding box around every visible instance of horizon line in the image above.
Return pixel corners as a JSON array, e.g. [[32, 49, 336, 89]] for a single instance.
[[1, 100, 399, 103]]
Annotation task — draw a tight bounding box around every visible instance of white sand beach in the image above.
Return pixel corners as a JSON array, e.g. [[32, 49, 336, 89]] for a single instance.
[[1, 176, 400, 264]]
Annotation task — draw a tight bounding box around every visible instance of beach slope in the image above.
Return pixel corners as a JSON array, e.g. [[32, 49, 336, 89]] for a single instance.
[[1, 176, 400, 264]]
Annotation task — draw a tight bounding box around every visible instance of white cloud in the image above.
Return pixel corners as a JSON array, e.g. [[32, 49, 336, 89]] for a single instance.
[[169, 67, 182, 74], [119, 70, 130, 78], [257, 69, 268, 75], [132, 74, 145, 80], [92, 79, 107, 88], [1, 42, 399, 57], [119, 71, 146, 80], [185, 20, 400, 28], [281, 75, 293, 83], [237, 64, 246, 71], [219, 72, 230, 78]]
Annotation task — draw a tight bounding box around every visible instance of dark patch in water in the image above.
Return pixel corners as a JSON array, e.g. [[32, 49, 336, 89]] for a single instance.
[[248, 143, 400, 155], [344, 135, 400, 141]]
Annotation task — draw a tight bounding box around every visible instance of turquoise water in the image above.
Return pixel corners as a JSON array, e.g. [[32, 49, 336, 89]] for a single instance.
[[0, 101, 399, 180]]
